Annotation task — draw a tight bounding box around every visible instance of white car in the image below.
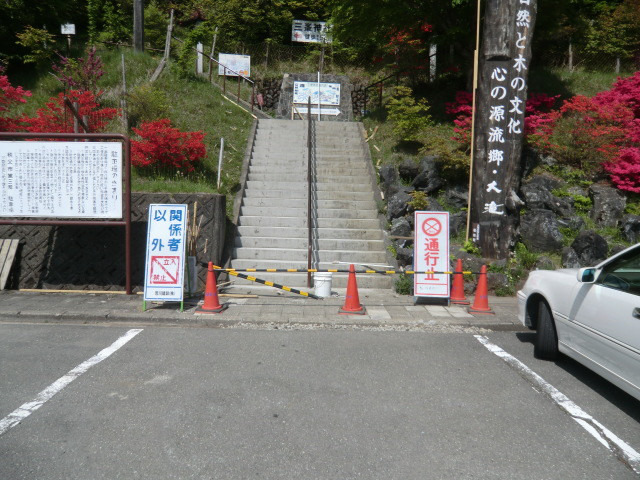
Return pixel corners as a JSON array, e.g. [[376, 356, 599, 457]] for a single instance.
[[518, 243, 640, 402]]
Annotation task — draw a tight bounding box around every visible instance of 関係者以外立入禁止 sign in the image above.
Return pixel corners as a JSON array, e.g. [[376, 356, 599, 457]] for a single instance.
[[144, 204, 188, 302]]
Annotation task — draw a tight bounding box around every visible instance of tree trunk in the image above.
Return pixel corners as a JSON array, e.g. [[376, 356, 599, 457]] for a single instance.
[[469, 0, 537, 259]]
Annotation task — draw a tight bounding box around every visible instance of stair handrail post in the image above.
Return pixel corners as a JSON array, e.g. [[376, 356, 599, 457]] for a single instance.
[[307, 96, 313, 288]]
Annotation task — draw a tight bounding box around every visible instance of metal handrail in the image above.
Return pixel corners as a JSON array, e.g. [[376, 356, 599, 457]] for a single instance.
[[307, 97, 313, 288], [362, 70, 406, 114], [171, 36, 255, 112]]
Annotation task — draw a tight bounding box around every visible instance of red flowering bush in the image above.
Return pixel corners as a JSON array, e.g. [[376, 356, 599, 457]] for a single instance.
[[21, 90, 119, 133], [0, 73, 31, 132], [445, 91, 559, 147], [528, 72, 640, 191], [131, 119, 206, 173]]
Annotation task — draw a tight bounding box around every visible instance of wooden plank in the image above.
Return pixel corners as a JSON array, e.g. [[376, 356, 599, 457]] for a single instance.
[[0, 239, 19, 290]]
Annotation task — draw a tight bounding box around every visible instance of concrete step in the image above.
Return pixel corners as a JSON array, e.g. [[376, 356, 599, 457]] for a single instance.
[[249, 165, 368, 175], [236, 226, 384, 240], [246, 173, 373, 184], [234, 236, 385, 251], [240, 205, 378, 219], [238, 216, 382, 229], [242, 197, 377, 210], [233, 247, 388, 263], [245, 181, 373, 192], [243, 189, 375, 201]]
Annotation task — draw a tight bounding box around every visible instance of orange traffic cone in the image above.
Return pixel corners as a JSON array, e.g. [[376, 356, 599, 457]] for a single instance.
[[450, 258, 469, 305], [468, 265, 494, 314], [195, 262, 226, 314], [339, 264, 366, 315]]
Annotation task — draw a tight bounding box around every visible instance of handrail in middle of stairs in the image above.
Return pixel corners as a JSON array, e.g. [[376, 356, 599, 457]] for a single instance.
[[307, 97, 314, 288]]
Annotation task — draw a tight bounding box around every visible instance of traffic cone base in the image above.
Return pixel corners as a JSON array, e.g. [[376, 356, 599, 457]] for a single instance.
[[467, 264, 494, 315], [195, 262, 227, 314], [450, 258, 469, 305], [339, 264, 366, 315]]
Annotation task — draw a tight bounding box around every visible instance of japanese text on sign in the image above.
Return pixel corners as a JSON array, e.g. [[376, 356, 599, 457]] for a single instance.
[[414, 211, 450, 298], [0, 141, 122, 219], [482, 0, 533, 218], [293, 82, 341, 106], [291, 20, 332, 43], [144, 204, 187, 302], [218, 53, 251, 77]]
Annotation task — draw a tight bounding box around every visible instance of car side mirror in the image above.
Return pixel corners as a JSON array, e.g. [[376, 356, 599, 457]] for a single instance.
[[577, 267, 596, 283]]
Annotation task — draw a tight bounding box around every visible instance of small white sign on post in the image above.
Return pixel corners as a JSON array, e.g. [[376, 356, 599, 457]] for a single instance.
[[144, 204, 188, 302], [414, 211, 450, 299], [61, 24, 76, 35], [218, 53, 250, 77]]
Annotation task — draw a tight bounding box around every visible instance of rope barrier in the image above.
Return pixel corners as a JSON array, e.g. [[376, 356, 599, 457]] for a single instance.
[[220, 267, 321, 299], [212, 267, 476, 275]]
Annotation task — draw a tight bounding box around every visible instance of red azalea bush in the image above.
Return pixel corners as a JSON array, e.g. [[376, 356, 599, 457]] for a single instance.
[[0, 72, 31, 131], [528, 73, 640, 191], [21, 90, 119, 133], [131, 119, 206, 173], [52, 47, 105, 94]]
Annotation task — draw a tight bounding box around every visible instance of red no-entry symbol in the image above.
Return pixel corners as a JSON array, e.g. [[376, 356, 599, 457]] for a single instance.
[[421, 218, 442, 236]]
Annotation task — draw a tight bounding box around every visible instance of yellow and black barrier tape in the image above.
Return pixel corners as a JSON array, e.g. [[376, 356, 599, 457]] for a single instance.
[[218, 266, 321, 300], [213, 267, 475, 275]]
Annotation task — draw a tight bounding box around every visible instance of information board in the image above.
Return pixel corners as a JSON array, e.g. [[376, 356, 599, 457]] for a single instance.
[[143, 204, 187, 302], [0, 141, 122, 218], [218, 53, 251, 77], [293, 82, 340, 106], [414, 211, 450, 298]]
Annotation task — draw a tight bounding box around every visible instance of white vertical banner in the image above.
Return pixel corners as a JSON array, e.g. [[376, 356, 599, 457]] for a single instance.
[[144, 204, 188, 302], [414, 211, 450, 298]]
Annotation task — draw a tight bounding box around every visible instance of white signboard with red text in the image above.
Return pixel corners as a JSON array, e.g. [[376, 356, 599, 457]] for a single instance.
[[414, 211, 450, 299], [144, 204, 187, 302]]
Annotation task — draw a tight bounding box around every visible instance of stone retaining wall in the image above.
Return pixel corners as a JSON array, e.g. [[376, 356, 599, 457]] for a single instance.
[[0, 193, 225, 292]]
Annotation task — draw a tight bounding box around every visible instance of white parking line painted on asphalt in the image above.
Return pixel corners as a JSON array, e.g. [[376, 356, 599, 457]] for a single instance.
[[474, 335, 640, 475], [0, 328, 143, 437]]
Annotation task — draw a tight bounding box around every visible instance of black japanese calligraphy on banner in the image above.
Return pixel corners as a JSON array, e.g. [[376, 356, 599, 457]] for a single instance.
[[469, 0, 537, 259]]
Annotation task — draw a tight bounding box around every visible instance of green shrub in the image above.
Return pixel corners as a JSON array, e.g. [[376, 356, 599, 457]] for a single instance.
[[462, 240, 481, 256], [394, 273, 413, 295], [387, 86, 431, 142], [15, 26, 57, 66], [127, 83, 169, 127], [407, 191, 429, 211], [514, 242, 538, 270]]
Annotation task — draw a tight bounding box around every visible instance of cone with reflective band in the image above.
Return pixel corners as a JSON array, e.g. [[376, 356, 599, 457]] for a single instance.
[[339, 264, 366, 315], [196, 262, 226, 313], [468, 265, 494, 314], [450, 258, 469, 305]]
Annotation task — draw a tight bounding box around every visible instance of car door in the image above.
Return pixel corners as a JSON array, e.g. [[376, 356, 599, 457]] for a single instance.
[[566, 246, 640, 398]]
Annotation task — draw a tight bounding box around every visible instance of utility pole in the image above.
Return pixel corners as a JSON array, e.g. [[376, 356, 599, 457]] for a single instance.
[[133, 0, 144, 52]]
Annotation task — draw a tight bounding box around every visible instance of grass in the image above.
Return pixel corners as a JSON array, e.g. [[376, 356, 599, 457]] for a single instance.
[[8, 46, 253, 218]]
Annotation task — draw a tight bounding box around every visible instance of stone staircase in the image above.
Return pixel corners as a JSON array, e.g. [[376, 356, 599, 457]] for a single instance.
[[230, 118, 393, 292]]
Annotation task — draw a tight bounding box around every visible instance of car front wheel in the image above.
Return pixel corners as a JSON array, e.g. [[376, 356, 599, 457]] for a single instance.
[[534, 300, 558, 360]]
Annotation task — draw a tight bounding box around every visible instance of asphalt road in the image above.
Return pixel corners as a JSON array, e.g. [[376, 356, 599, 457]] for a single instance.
[[1, 323, 639, 479]]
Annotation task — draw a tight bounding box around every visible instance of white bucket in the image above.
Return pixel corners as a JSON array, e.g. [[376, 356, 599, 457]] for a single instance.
[[314, 272, 333, 298]]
